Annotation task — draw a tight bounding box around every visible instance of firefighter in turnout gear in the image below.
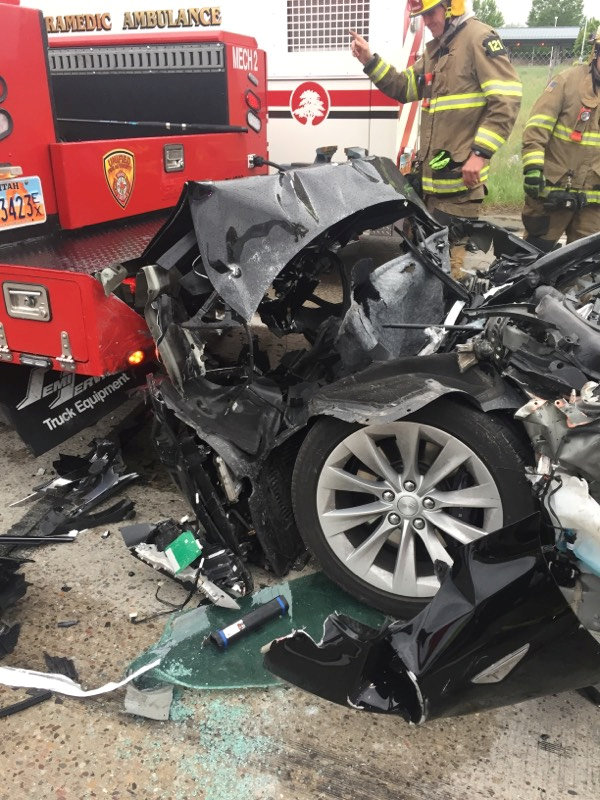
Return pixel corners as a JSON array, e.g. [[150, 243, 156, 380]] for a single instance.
[[350, 0, 521, 277], [521, 28, 600, 250]]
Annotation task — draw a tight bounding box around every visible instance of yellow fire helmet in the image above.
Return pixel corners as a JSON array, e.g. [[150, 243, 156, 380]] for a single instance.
[[407, 0, 469, 18]]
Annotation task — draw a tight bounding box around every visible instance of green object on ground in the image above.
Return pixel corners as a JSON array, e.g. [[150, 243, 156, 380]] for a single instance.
[[165, 530, 202, 573], [129, 572, 386, 690]]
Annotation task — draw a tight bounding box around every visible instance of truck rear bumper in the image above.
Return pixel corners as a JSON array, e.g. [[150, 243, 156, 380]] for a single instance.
[[0, 214, 164, 375]]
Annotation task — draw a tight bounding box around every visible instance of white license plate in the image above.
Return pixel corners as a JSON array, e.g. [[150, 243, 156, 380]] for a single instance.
[[0, 175, 46, 231]]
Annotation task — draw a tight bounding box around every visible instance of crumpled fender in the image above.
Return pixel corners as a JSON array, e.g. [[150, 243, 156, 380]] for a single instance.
[[308, 353, 524, 425], [264, 515, 600, 722]]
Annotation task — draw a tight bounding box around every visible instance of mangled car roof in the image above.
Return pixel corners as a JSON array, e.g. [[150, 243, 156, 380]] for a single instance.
[[143, 156, 430, 320]]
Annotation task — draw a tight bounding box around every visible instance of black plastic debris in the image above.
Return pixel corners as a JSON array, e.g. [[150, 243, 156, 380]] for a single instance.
[[0, 535, 77, 546], [0, 558, 28, 659], [0, 690, 53, 719], [0, 439, 138, 556], [0, 623, 22, 659], [43, 652, 79, 682]]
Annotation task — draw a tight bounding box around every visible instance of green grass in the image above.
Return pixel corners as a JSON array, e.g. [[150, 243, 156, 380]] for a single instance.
[[484, 65, 560, 210]]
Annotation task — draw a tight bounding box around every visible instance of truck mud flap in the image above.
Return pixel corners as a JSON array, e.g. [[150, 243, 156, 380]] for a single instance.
[[0, 363, 146, 454]]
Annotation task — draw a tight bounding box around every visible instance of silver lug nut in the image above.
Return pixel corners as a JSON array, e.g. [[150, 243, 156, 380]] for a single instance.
[[404, 481, 416, 492], [413, 518, 425, 530], [382, 490, 395, 502], [388, 513, 401, 526], [423, 497, 435, 509]]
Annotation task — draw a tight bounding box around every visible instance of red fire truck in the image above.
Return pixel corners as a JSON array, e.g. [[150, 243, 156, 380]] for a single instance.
[[0, 0, 267, 452]]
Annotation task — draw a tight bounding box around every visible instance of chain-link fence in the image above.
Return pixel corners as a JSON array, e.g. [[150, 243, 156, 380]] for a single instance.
[[507, 47, 584, 68]]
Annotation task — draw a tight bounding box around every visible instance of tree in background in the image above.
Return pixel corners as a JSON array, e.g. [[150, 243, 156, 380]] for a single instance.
[[473, 0, 504, 28], [574, 18, 600, 59], [527, 0, 584, 28]]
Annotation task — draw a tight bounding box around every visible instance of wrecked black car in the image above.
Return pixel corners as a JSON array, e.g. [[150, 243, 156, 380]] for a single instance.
[[264, 230, 600, 720], [110, 155, 600, 626], [116, 156, 458, 617]]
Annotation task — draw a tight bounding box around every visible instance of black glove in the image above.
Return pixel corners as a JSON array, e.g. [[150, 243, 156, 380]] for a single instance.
[[523, 169, 545, 199], [404, 171, 423, 198], [543, 190, 588, 211]]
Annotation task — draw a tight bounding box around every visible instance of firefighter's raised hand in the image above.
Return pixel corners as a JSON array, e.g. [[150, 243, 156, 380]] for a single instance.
[[462, 153, 486, 189], [350, 30, 372, 65]]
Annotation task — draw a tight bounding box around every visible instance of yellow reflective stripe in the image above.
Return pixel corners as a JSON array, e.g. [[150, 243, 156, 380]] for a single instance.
[[406, 67, 418, 102], [525, 120, 554, 132], [422, 105, 487, 114], [552, 123, 600, 146], [477, 127, 505, 145], [555, 123, 600, 140], [543, 187, 600, 204], [480, 79, 522, 97], [522, 150, 545, 167], [423, 166, 490, 193], [474, 127, 506, 153], [435, 92, 485, 101], [525, 113, 556, 132], [528, 114, 556, 123], [369, 57, 391, 83], [368, 57, 384, 79], [428, 101, 486, 111], [483, 89, 522, 97], [481, 79, 523, 91], [375, 63, 391, 83], [427, 94, 486, 112], [473, 138, 498, 153], [421, 92, 486, 113]]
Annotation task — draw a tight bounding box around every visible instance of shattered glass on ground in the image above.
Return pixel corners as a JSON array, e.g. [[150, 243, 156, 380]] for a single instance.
[[129, 572, 385, 690]]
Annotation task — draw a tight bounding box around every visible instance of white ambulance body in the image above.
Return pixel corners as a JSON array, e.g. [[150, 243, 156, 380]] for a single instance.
[[22, 0, 423, 167]]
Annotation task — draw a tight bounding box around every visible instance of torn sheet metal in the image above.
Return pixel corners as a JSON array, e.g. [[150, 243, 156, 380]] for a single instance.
[[264, 517, 600, 722], [0, 658, 160, 697], [139, 157, 434, 322], [309, 351, 524, 425]]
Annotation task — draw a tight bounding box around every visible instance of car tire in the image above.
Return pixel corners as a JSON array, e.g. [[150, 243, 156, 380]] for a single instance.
[[292, 398, 535, 618]]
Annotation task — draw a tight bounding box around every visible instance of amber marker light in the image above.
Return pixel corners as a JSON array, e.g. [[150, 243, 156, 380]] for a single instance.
[[127, 350, 145, 366]]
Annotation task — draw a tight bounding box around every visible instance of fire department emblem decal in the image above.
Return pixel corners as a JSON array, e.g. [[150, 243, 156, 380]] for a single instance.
[[103, 149, 135, 208], [290, 82, 330, 126]]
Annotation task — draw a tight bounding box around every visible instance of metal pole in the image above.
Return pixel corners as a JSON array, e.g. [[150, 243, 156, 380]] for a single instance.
[[580, 18, 589, 62], [548, 15, 558, 80]]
